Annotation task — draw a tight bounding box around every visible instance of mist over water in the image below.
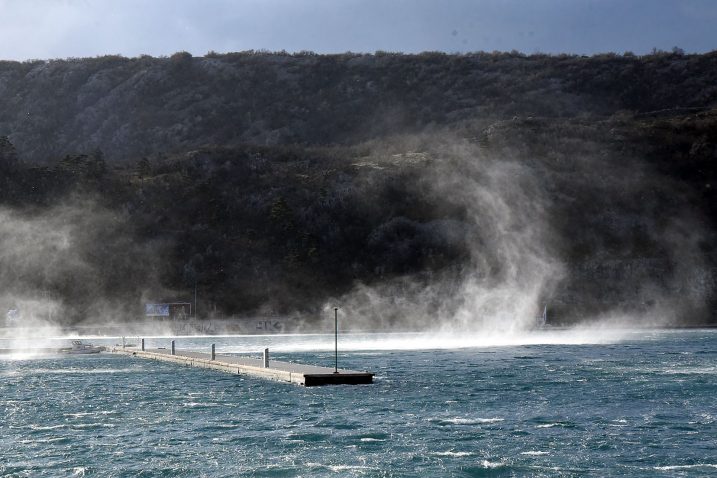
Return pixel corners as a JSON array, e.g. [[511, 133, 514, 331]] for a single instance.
[[0, 200, 174, 332], [0, 131, 713, 335], [1, 327, 631, 357], [197, 328, 633, 354], [325, 131, 714, 333], [439, 142, 563, 333], [324, 137, 562, 333]]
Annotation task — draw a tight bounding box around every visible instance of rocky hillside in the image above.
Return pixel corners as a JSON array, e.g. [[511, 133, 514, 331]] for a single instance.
[[0, 50, 716, 327], [1, 50, 716, 163]]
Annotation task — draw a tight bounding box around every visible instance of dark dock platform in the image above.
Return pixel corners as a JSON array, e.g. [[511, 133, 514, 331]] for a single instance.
[[111, 346, 374, 386]]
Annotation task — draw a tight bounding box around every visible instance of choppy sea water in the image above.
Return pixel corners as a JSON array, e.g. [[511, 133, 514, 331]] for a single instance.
[[1, 329, 716, 477]]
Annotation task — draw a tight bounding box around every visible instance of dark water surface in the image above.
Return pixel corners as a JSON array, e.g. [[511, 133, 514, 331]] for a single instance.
[[1, 330, 716, 477]]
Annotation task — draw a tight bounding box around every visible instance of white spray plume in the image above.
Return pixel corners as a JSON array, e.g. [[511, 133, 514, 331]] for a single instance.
[[324, 127, 714, 336], [0, 199, 173, 337], [324, 136, 563, 334]]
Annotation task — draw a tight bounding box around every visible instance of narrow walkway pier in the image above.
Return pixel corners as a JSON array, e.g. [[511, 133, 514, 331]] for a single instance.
[[111, 345, 374, 386]]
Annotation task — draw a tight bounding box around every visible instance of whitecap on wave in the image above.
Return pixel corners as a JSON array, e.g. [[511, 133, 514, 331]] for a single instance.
[[433, 451, 473, 457], [434, 417, 504, 425], [480, 460, 506, 469], [654, 464, 717, 471], [18, 368, 138, 375], [305, 463, 376, 472]]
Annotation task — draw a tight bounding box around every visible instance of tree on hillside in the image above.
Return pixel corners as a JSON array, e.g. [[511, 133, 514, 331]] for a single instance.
[[0, 136, 18, 171], [136, 157, 152, 180]]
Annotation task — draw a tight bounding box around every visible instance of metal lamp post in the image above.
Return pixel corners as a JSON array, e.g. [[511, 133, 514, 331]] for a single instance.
[[334, 307, 339, 374]]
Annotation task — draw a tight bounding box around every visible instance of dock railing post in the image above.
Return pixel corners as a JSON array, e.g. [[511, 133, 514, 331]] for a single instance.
[[141, 338, 145, 351], [211, 343, 215, 361], [334, 307, 339, 374], [263, 348, 269, 368], [171, 340, 175, 355]]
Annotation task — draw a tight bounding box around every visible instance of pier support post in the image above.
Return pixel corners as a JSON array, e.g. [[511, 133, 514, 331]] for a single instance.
[[263, 348, 269, 368], [171, 340, 175, 355], [141, 338, 145, 351], [211, 343, 216, 361]]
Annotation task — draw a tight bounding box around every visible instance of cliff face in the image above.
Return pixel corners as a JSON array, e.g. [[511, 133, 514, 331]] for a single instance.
[[0, 51, 716, 326], [1, 50, 716, 163]]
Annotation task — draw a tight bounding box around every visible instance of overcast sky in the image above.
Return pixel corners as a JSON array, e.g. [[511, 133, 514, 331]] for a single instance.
[[0, 0, 715, 61]]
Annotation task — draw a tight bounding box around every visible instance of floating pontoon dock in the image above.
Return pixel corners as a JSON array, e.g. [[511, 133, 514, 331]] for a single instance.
[[111, 345, 374, 386]]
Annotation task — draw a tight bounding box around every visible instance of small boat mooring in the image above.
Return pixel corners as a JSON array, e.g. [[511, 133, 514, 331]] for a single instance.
[[66, 340, 103, 354]]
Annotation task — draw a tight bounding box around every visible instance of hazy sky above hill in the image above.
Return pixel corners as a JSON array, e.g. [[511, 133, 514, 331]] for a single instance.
[[0, 0, 715, 60]]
